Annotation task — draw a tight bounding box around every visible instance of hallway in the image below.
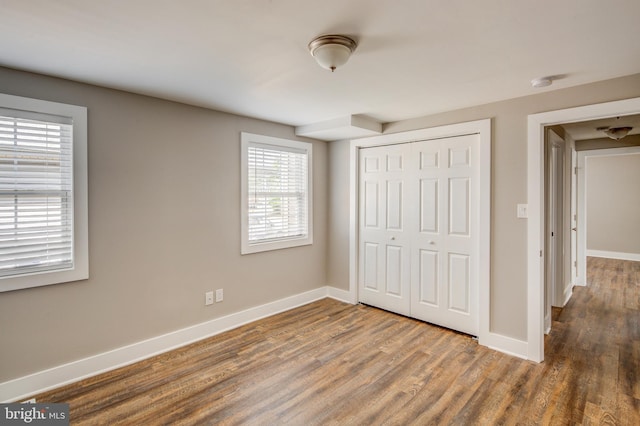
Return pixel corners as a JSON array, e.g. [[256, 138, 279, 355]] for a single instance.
[[543, 257, 640, 422]]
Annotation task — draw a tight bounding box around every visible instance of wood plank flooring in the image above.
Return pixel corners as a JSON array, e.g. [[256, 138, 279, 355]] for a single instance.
[[34, 257, 640, 424]]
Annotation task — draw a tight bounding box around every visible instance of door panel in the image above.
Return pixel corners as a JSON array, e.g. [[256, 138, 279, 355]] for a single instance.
[[358, 145, 411, 315], [386, 180, 403, 230], [386, 245, 403, 296], [449, 178, 470, 236], [387, 153, 403, 172], [449, 146, 470, 168], [448, 253, 470, 313], [411, 134, 478, 336], [364, 156, 379, 173], [420, 179, 438, 233], [418, 249, 438, 305], [421, 150, 439, 169], [363, 243, 378, 290], [364, 182, 378, 227]]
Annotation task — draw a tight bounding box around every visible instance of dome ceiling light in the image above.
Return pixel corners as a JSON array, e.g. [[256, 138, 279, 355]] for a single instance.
[[308, 35, 357, 72], [530, 77, 553, 88], [597, 126, 633, 140]]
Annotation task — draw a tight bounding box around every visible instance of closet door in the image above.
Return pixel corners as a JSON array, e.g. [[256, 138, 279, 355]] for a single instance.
[[410, 135, 479, 336], [358, 134, 480, 336], [358, 144, 412, 316]]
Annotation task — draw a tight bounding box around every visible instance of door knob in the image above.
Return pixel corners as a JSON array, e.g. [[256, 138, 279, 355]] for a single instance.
[[391, 236, 396, 240], [428, 240, 435, 245]]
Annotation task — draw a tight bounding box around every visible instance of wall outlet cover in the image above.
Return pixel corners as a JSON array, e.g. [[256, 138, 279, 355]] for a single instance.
[[205, 291, 214, 306]]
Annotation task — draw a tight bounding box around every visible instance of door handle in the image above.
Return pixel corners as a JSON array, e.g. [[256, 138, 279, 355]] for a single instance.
[[390, 236, 396, 240], [428, 240, 435, 245], [572, 227, 577, 231]]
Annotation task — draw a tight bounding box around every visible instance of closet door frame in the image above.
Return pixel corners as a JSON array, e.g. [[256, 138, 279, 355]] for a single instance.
[[348, 119, 495, 351]]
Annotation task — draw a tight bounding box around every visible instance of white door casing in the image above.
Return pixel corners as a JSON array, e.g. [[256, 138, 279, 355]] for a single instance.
[[570, 143, 579, 287], [350, 120, 496, 355], [358, 134, 480, 336], [545, 130, 565, 334], [527, 97, 640, 362]]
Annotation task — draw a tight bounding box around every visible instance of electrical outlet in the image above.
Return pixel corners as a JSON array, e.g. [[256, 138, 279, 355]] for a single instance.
[[215, 288, 223, 302], [205, 291, 214, 306]]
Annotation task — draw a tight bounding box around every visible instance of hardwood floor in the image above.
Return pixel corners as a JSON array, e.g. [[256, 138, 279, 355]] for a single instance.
[[34, 257, 639, 425]]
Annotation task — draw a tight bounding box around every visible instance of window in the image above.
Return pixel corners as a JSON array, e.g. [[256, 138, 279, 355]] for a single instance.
[[241, 133, 312, 254], [0, 93, 88, 292]]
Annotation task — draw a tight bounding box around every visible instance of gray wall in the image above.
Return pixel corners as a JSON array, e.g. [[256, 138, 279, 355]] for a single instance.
[[2, 64, 640, 382], [328, 73, 640, 341], [0, 67, 328, 382], [327, 140, 350, 290], [587, 153, 640, 254]]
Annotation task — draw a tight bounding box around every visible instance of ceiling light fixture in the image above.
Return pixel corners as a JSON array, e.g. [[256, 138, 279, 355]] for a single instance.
[[308, 35, 357, 72], [531, 77, 552, 88], [601, 126, 633, 140]]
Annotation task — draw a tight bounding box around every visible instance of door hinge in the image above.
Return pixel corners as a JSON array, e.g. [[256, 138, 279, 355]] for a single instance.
[[574, 260, 577, 267], [540, 250, 543, 258]]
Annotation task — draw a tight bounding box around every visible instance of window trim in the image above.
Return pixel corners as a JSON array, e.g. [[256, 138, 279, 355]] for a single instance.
[[240, 132, 313, 254], [0, 93, 88, 292]]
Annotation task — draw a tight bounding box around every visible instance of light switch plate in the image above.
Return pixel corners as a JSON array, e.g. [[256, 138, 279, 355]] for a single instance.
[[517, 204, 528, 219]]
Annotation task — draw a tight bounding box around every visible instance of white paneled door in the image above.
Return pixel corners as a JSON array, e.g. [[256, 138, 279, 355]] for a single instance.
[[358, 143, 412, 315], [358, 134, 479, 336]]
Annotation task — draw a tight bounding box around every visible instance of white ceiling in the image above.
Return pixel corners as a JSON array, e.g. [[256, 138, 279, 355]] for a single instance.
[[1, 0, 640, 135]]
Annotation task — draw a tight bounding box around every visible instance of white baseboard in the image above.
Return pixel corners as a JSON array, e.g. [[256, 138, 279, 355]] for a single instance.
[[562, 285, 573, 307], [480, 332, 528, 360], [0, 286, 331, 403], [1, 284, 537, 402], [587, 250, 640, 262], [326, 286, 356, 304]]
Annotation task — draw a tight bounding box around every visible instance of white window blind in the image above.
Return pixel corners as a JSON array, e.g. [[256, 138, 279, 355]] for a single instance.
[[0, 111, 74, 278], [241, 133, 312, 254], [247, 143, 308, 242]]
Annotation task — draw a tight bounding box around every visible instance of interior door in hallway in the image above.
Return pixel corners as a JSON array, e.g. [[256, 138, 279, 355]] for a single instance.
[[358, 134, 479, 336]]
